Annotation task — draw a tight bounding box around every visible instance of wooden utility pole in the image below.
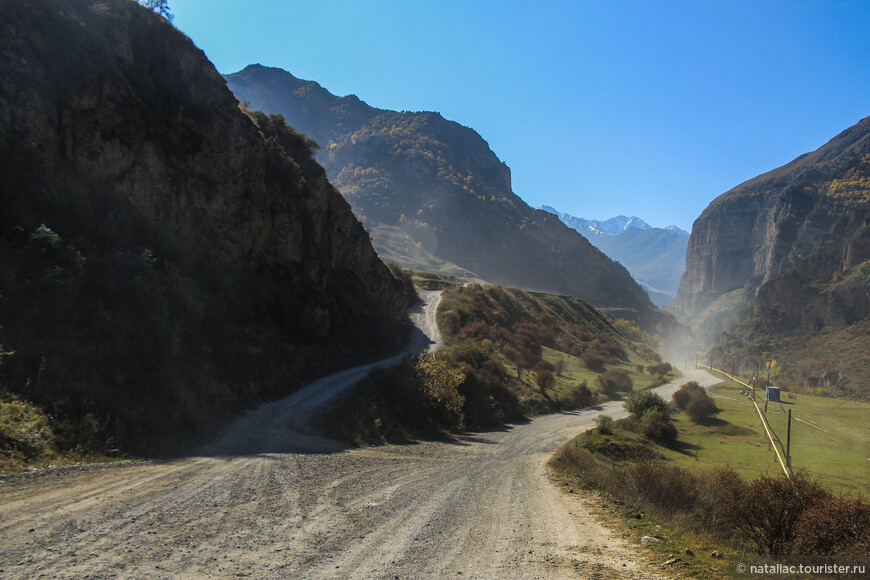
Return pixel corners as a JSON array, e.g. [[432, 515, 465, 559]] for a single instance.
[[786, 409, 792, 467]]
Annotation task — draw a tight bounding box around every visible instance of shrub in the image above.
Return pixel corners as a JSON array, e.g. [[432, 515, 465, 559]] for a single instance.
[[594, 414, 614, 434], [549, 442, 599, 485], [635, 364, 645, 373], [647, 362, 672, 377], [534, 360, 555, 373], [641, 408, 678, 445], [582, 352, 607, 372], [791, 495, 870, 555], [535, 369, 556, 392], [501, 345, 521, 364], [515, 358, 530, 373], [628, 461, 698, 513], [438, 340, 521, 427], [624, 391, 669, 420], [0, 388, 57, 467], [596, 369, 632, 399], [672, 381, 702, 409], [672, 381, 720, 423], [415, 354, 466, 426], [723, 472, 828, 554], [695, 465, 746, 529], [564, 382, 593, 409], [685, 395, 720, 422], [599, 341, 626, 361]]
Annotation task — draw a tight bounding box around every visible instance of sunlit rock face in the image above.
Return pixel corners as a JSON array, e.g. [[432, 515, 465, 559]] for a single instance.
[[227, 65, 674, 332], [672, 115, 870, 341]]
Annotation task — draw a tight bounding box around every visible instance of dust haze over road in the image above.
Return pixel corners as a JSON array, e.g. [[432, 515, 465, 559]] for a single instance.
[[0, 288, 718, 578]]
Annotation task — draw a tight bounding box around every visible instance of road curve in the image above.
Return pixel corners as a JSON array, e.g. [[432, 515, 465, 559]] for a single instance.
[[0, 305, 719, 579], [204, 289, 442, 456]]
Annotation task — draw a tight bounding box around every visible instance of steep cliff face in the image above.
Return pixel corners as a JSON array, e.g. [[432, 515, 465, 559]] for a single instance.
[[671, 116, 870, 342], [226, 65, 670, 330], [0, 0, 407, 452]]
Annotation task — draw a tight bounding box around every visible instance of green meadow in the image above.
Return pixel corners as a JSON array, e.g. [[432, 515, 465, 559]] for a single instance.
[[661, 373, 870, 495]]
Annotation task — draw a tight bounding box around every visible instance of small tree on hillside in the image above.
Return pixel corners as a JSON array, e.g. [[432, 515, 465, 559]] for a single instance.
[[565, 382, 593, 408], [583, 352, 607, 372], [515, 357, 530, 377], [647, 362, 672, 377], [686, 394, 720, 423], [594, 414, 614, 434], [535, 369, 556, 393], [624, 391, 676, 444], [723, 472, 827, 555], [534, 359, 555, 373], [672, 381, 720, 423], [415, 355, 466, 426], [624, 391, 670, 420], [596, 369, 632, 399]]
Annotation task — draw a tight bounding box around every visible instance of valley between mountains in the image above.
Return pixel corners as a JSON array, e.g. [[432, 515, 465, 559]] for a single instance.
[[0, 289, 718, 579]]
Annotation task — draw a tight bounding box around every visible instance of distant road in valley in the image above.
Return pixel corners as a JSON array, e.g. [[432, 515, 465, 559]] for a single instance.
[[0, 290, 718, 578]]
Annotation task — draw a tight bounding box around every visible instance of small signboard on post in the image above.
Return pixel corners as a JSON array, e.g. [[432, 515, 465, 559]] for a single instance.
[[766, 386, 781, 402]]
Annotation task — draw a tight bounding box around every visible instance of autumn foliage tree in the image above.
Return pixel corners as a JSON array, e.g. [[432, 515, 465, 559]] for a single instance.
[[596, 369, 632, 399], [535, 369, 556, 393], [415, 354, 466, 425]]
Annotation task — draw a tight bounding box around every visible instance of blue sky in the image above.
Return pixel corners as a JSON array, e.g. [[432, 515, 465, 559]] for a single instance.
[[171, 0, 870, 231]]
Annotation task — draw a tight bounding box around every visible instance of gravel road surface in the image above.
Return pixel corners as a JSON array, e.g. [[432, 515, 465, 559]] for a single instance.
[[0, 289, 718, 578]]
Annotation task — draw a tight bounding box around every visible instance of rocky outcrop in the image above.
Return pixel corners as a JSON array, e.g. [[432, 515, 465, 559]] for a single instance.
[[0, 0, 407, 452], [226, 65, 673, 332], [671, 115, 870, 342]]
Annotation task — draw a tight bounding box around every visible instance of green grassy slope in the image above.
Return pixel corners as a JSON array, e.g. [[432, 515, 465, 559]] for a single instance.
[[319, 280, 674, 444]]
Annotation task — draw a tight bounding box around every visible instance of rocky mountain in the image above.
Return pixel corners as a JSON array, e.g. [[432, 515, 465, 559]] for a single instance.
[[0, 0, 408, 453], [540, 208, 652, 236], [671, 115, 870, 374], [541, 207, 689, 307], [225, 65, 670, 330]]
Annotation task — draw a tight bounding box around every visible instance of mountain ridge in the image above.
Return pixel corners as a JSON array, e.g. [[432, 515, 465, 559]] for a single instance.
[[226, 64, 673, 331], [540, 206, 689, 306]]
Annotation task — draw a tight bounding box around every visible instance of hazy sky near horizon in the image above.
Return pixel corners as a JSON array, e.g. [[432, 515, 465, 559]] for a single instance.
[[171, 0, 870, 230]]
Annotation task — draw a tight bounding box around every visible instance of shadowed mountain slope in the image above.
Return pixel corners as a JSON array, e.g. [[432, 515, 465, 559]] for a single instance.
[[226, 65, 670, 331], [0, 0, 407, 454]]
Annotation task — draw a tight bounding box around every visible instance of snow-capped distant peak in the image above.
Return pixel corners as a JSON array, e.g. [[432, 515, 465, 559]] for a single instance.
[[623, 216, 651, 231], [665, 225, 690, 235]]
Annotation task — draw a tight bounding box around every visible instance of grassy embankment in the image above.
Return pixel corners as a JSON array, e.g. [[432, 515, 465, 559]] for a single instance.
[[0, 388, 116, 474], [319, 278, 674, 444], [437, 284, 675, 412], [550, 372, 870, 578]]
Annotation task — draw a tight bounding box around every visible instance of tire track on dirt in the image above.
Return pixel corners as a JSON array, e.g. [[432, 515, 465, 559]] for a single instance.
[[0, 284, 716, 578]]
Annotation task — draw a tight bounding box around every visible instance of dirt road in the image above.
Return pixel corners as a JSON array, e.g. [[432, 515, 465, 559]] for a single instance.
[[0, 289, 718, 578]]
